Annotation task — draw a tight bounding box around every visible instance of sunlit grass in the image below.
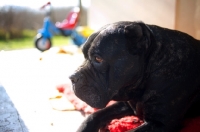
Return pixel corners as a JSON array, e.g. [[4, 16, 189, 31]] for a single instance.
[[52, 35, 71, 47], [0, 35, 71, 51]]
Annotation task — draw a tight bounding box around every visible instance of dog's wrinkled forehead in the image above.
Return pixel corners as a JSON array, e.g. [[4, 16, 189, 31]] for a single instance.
[[101, 24, 126, 37], [82, 21, 140, 58], [84, 25, 125, 58], [100, 25, 121, 35]]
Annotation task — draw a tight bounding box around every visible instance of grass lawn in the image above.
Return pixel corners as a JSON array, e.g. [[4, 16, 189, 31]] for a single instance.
[[0, 35, 71, 51]]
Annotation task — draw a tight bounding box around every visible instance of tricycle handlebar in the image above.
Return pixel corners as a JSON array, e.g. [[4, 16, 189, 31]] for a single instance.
[[40, 2, 51, 10]]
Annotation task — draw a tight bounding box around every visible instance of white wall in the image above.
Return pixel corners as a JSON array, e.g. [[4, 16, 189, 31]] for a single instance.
[[88, 0, 176, 30]]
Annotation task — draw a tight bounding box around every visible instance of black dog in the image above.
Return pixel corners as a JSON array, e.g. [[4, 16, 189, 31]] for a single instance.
[[69, 21, 200, 132]]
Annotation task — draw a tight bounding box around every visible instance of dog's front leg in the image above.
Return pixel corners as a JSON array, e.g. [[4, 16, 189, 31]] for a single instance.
[[77, 101, 134, 132]]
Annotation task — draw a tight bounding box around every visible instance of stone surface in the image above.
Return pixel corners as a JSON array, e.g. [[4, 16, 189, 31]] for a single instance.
[[0, 86, 24, 132]]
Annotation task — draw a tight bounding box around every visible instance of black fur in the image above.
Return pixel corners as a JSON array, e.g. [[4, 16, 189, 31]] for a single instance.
[[69, 21, 200, 132]]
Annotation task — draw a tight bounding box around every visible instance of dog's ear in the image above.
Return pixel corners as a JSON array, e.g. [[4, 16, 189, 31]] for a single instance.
[[124, 22, 153, 55], [124, 23, 143, 40]]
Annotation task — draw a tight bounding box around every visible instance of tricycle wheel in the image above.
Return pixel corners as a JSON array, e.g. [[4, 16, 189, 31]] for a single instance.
[[35, 34, 52, 52]]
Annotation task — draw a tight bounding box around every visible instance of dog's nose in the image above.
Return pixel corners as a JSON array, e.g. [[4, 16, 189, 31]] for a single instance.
[[69, 74, 79, 83]]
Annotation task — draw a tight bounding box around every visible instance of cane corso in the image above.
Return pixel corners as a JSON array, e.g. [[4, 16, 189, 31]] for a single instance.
[[69, 21, 200, 132]]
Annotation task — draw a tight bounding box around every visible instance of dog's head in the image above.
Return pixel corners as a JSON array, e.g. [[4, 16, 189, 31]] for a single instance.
[[69, 21, 154, 108]]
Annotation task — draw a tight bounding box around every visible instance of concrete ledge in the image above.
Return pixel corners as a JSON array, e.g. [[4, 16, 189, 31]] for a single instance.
[[0, 85, 27, 132]]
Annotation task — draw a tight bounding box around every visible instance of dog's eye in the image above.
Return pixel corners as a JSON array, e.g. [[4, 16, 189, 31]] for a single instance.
[[95, 56, 103, 63]]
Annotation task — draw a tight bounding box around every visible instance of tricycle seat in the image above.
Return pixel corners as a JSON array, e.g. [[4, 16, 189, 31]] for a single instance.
[[56, 7, 80, 30]]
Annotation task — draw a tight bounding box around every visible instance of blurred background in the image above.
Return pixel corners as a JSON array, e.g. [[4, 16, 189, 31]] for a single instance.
[[0, 0, 199, 50], [0, 1, 200, 132]]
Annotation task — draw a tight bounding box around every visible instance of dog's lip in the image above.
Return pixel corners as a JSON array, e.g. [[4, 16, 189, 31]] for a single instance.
[[71, 84, 87, 93], [73, 85, 109, 109]]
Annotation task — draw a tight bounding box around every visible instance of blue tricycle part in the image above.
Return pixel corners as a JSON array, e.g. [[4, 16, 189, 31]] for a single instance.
[[37, 15, 86, 48], [38, 17, 60, 38], [71, 30, 86, 47]]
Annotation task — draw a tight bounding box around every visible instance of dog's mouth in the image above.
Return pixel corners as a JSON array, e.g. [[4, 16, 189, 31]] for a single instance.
[[69, 72, 110, 108], [72, 85, 109, 109]]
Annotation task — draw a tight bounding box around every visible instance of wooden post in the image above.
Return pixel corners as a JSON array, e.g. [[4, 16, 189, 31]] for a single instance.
[[175, 0, 200, 39], [78, 0, 88, 26]]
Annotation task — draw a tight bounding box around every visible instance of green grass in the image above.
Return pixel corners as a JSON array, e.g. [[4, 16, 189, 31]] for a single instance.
[[0, 35, 71, 51]]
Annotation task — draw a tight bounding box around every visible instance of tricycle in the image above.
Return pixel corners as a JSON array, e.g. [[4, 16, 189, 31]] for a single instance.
[[35, 2, 87, 52]]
